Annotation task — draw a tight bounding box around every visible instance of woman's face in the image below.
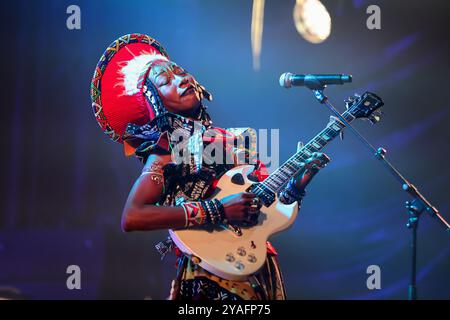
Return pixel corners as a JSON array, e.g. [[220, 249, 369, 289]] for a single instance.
[[149, 60, 202, 115]]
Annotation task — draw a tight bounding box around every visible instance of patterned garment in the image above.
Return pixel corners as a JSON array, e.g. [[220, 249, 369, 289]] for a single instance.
[[124, 112, 299, 300], [173, 248, 286, 300]]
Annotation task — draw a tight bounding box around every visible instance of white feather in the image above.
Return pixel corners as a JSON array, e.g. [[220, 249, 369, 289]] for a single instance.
[[121, 53, 168, 95]]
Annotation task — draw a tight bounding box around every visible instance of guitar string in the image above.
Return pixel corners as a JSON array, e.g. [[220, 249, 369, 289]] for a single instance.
[[259, 121, 346, 193], [263, 108, 356, 190]]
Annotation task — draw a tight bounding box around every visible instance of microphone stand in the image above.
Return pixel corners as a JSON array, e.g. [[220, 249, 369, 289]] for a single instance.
[[307, 82, 450, 300]]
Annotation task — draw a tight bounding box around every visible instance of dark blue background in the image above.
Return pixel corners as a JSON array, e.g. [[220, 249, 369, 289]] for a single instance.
[[1, 0, 449, 299]]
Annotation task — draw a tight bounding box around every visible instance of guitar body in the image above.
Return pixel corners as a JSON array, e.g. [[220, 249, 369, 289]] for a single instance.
[[169, 165, 298, 281]]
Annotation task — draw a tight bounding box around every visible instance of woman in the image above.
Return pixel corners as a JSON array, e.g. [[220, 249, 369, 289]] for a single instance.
[[91, 34, 330, 300]]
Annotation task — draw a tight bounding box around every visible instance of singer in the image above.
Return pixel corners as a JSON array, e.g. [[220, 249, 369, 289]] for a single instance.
[[90, 34, 330, 300]]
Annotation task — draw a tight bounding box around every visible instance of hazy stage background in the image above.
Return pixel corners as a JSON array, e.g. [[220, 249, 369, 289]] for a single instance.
[[1, 0, 450, 299]]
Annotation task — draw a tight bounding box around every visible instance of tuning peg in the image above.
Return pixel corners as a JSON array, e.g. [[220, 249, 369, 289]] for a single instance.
[[345, 94, 362, 109], [369, 110, 382, 124], [346, 96, 355, 103], [370, 115, 381, 124], [345, 98, 354, 109], [328, 115, 336, 125]]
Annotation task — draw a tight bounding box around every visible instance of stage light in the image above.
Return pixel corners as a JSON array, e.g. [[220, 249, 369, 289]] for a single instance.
[[251, 0, 265, 71], [293, 0, 331, 44]]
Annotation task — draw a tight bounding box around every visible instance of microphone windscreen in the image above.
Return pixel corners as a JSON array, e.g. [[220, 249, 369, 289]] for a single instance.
[[279, 72, 292, 88]]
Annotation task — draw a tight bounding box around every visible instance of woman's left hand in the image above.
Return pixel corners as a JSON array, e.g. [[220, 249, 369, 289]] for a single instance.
[[292, 151, 331, 191]]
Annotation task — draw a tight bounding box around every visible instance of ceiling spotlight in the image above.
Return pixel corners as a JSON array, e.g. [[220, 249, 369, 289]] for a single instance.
[[251, 0, 265, 71], [293, 0, 331, 44]]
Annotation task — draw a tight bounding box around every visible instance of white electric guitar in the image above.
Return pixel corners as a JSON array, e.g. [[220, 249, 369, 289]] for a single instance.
[[170, 92, 384, 280]]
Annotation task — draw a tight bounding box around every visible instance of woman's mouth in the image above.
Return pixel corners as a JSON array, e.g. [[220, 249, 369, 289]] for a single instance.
[[181, 86, 196, 97]]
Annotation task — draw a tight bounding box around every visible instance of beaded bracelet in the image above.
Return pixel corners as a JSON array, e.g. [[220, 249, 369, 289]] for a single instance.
[[200, 201, 214, 224], [182, 199, 226, 228], [181, 202, 207, 227], [212, 199, 226, 223], [203, 200, 219, 225], [209, 199, 225, 224]]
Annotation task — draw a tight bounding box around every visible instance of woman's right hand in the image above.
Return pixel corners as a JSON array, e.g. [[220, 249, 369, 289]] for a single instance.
[[220, 192, 260, 224]]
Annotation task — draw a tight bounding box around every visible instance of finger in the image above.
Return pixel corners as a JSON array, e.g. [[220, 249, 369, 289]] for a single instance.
[[303, 159, 320, 170], [313, 156, 330, 168], [242, 197, 256, 205], [242, 192, 257, 198], [308, 155, 330, 168], [246, 209, 260, 224], [242, 207, 252, 219], [302, 170, 314, 181], [312, 152, 324, 160], [313, 152, 330, 163], [250, 206, 261, 215], [321, 153, 331, 163]]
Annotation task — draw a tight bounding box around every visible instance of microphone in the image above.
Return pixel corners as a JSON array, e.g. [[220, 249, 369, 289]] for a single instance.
[[279, 73, 352, 89]]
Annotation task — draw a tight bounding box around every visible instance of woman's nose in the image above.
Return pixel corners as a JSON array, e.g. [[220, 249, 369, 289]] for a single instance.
[[177, 75, 191, 87]]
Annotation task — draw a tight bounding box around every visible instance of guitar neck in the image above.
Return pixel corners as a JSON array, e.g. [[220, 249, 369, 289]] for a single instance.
[[261, 110, 355, 192]]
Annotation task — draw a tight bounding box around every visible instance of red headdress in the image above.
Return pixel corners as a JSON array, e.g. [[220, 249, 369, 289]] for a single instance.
[[90, 33, 170, 144], [91, 34, 244, 163]]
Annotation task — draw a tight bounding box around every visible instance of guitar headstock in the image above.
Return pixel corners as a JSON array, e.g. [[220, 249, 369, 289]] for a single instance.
[[345, 92, 384, 124]]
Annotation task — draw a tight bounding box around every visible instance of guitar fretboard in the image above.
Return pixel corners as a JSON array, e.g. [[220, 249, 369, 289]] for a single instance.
[[261, 110, 355, 193]]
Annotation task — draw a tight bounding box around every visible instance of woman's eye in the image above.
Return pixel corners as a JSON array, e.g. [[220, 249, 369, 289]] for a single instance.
[[173, 67, 186, 75], [158, 78, 169, 86]]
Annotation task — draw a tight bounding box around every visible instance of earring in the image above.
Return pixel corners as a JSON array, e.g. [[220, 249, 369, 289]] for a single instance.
[[193, 80, 213, 101]]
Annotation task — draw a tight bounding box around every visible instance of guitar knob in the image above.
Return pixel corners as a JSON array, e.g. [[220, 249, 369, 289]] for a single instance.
[[247, 254, 257, 263], [237, 247, 246, 256], [226, 253, 235, 262], [235, 261, 245, 270]]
